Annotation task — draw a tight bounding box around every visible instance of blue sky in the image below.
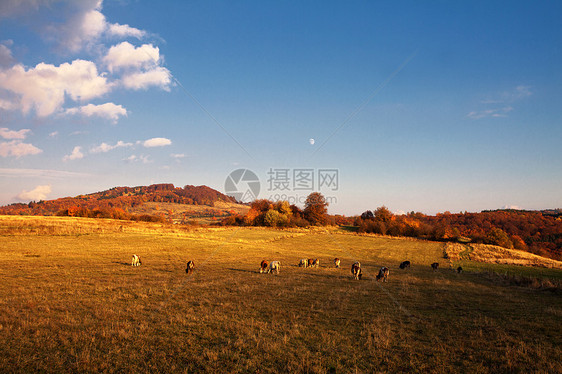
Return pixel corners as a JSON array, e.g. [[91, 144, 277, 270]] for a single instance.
[[0, 0, 561, 215]]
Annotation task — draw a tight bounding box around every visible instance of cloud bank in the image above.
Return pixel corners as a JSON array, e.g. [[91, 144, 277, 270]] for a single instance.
[[16, 184, 52, 202]]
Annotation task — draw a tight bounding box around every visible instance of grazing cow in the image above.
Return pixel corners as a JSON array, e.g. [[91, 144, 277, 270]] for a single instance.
[[259, 260, 269, 273], [351, 261, 362, 280], [186, 260, 194, 275], [376, 267, 390, 282], [334, 258, 341, 268], [399, 260, 411, 269], [266, 261, 281, 274], [131, 254, 141, 266], [431, 262, 439, 271], [457, 266, 463, 273], [299, 258, 309, 268], [310, 259, 320, 268]]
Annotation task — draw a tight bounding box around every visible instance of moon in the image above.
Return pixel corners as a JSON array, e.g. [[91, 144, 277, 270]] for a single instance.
[[309, 138, 315, 145]]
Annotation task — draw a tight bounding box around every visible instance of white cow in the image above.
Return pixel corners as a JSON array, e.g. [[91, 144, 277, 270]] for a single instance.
[[131, 254, 141, 266], [266, 261, 281, 274]]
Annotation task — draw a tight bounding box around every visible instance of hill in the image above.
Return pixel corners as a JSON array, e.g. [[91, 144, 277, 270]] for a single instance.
[[0, 215, 560, 372], [0, 183, 249, 224]]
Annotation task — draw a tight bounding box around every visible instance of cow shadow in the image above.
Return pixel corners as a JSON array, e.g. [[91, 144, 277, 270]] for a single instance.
[[113, 261, 130, 266], [227, 268, 259, 274]]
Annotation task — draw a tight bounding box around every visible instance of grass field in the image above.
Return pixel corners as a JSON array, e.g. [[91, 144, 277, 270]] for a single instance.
[[0, 216, 561, 373]]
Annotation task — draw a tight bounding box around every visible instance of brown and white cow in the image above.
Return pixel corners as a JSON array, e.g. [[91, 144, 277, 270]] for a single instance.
[[299, 258, 309, 268], [376, 267, 390, 282], [259, 260, 269, 273], [351, 261, 362, 280], [334, 258, 341, 268], [186, 260, 194, 275], [131, 254, 141, 266], [431, 262, 439, 271], [310, 259, 320, 268]]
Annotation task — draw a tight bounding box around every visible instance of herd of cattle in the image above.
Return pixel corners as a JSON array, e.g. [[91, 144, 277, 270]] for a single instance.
[[131, 255, 463, 279]]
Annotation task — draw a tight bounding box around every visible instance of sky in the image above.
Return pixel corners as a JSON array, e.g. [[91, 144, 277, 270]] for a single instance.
[[0, 0, 561, 216]]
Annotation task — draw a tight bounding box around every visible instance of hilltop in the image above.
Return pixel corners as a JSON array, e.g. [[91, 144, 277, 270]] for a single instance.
[[0, 184, 249, 224]]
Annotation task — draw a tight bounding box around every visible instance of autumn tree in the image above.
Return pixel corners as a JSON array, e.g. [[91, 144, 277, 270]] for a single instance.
[[374, 206, 393, 223], [485, 228, 513, 249], [304, 192, 329, 225]]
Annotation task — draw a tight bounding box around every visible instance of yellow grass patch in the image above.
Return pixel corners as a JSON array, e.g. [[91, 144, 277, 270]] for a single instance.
[[445, 242, 562, 269]]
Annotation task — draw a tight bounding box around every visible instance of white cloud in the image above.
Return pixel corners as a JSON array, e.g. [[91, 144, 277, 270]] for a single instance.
[[0, 42, 15, 67], [170, 153, 186, 159], [0, 1, 173, 124], [502, 205, 522, 210], [0, 127, 31, 139], [143, 137, 171, 147], [0, 168, 90, 178], [123, 154, 150, 163], [62, 146, 84, 161], [65, 102, 127, 124], [45, 1, 106, 53], [0, 140, 42, 157], [0, 98, 16, 110], [90, 140, 133, 153], [45, 1, 149, 53], [103, 42, 160, 73], [0, 60, 111, 117], [121, 66, 171, 91], [16, 184, 51, 202], [0, 0, 53, 19], [469, 85, 532, 120], [49, 131, 58, 138], [107, 23, 146, 39], [506, 85, 532, 101], [467, 106, 513, 120]]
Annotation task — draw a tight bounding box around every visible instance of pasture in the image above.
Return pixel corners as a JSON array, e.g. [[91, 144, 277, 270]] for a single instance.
[[0, 216, 561, 373]]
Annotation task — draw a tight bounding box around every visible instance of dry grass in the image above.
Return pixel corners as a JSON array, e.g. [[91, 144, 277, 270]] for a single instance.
[[0, 216, 561, 373], [444, 242, 562, 269], [129, 201, 249, 224]]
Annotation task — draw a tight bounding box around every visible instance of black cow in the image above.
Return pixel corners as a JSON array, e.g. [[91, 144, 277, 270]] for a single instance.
[[431, 262, 439, 271], [399, 261, 411, 269]]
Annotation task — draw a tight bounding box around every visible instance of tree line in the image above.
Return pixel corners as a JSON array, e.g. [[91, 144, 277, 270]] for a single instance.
[[354, 208, 561, 260], [222, 193, 561, 261]]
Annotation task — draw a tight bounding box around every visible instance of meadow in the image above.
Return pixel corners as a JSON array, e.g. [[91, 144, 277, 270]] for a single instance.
[[0, 216, 561, 373]]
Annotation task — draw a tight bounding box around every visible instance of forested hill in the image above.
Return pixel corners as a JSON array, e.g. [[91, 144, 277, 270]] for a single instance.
[[0, 184, 237, 216]]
